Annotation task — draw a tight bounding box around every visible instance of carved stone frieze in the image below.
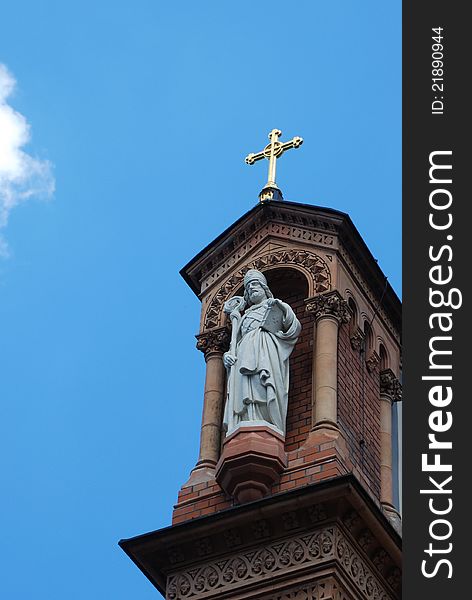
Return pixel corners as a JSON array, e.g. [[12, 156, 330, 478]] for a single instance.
[[306, 291, 351, 324], [224, 528, 242, 549], [380, 369, 402, 402], [358, 529, 374, 552], [282, 510, 300, 530], [335, 534, 392, 600], [166, 525, 397, 600], [194, 537, 213, 557], [308, 503, 327, 523], [343, 510, 362, 533], [252, 519, 271, 539], [372, 549, 389, 574], [194, 204, 340, 293], [168, 547, 185, 565], [201, 221, 337, 294], [259, 576, 352, 600], [167, 527, 336, 599], [386, 567, 401, 591], [203, 250, 331, 330], [195, 327, 230, 356]]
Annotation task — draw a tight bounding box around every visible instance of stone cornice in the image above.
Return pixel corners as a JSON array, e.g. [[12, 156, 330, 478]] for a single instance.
[[166, 523, 398, 599], [181, 202, 344, 296], [380, 369, 402, 403], [305, 291, 351, 324], [180, 202, 401, 339], [119, 476, 402, 599]]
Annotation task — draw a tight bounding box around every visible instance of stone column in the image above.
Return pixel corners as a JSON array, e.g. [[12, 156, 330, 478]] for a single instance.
[[379, 368, 402, 530], [306, 291, 351, 432], [187, 327, 229, 483]]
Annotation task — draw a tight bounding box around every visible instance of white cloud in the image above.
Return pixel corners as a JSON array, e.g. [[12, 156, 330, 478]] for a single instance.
[[0, 63, 55, 257]]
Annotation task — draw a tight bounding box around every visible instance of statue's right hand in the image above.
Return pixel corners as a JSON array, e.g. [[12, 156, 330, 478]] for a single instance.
[[223, 353, 237, 368]]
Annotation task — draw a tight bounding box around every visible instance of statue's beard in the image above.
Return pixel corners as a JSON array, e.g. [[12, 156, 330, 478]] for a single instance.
[[249, 292, 265, 304]]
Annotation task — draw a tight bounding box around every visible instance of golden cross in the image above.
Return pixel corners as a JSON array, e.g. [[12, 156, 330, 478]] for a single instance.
[[245, 129, 303, 201]]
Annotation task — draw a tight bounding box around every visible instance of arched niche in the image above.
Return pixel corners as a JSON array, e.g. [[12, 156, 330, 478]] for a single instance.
[[347, 297, 359, 336], [231, 267, 309, 304], [363, 319, 374, 354], [379, 343, 389, 371], [202, 250, 330, 331], [223, 266, 312, 453]]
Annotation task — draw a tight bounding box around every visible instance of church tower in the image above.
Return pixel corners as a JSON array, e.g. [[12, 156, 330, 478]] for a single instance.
[[120, 130, 402, 599]]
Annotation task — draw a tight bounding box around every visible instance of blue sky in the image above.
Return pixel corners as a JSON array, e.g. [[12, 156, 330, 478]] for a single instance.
[[0, 2, 400, 598]]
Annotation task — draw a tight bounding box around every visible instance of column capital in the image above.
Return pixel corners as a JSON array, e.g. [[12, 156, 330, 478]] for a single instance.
[[350, 327, 365, 352], [305, 290, 351, 324], [366, 351, 380, 373], [196, 327, 230, 358], [380, 368, 402, 403]]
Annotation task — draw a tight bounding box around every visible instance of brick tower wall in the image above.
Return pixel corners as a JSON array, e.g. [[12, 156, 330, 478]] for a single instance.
[[268, 270, 312, 455], [337, 324, 382, 501]]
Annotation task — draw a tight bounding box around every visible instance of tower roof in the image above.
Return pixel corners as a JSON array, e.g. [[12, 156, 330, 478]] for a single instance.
[[180, 200, 401, 333]]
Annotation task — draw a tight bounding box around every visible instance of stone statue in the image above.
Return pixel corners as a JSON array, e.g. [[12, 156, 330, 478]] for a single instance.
[[222, 270, 301, 436]]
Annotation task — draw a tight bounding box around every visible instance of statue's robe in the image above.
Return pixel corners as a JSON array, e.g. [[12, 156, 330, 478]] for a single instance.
[[223, 299, 301, 435]]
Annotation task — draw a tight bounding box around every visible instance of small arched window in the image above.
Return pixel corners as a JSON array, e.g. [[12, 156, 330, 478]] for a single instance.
[[348, 297, 358, 334], [363, 319, 373, 353], [379, 344, 389, 371]]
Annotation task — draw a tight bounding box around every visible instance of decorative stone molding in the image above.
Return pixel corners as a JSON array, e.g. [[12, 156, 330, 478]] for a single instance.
[[195, 537, 213, 557], [338, 245, 399, 343], [197, 210, 338, 295], [372, 549, 389, 573], [365, 351, 380, 373], [203, 249, 331, 330], [166, 525, 396, 600], [259, 577, 352, 600], [305, 291, 351, 324], [335, 533, 392, 600], [282, 511, 300, 530], [195, 326, 230, 356], [168, 547, 185, 565], [120, 476, 402, 600], [224, 528, 242, 549], [253, 519, 271, 539], [358, 529, 374, 552], [343, 510, 362, 533], [350, 328, 365, 352], [167, 527, 336, 599], [380, 369, 402, 403], [308, 503, 327, 524], [386, 567, 401, 592]]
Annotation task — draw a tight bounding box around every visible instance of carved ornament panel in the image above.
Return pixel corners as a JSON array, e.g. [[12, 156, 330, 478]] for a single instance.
[[203, 249, 331, 331], [201, 222, 336, 293], [166, 525, 396, 600]]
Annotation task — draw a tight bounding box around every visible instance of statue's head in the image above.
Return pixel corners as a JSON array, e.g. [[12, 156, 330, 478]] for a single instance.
[[243, 269, 273, 305]]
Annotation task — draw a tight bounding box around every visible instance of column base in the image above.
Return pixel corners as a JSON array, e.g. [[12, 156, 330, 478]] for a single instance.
[[302, 423, 348, 455], [183, 463, 216, 488], [298, 424, 352, 481]]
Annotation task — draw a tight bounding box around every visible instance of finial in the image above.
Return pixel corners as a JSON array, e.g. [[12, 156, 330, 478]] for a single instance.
[[245, 129, 303, 202]]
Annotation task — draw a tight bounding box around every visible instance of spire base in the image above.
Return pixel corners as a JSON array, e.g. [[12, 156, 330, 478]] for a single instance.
[[259, 185, 284, 202]]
